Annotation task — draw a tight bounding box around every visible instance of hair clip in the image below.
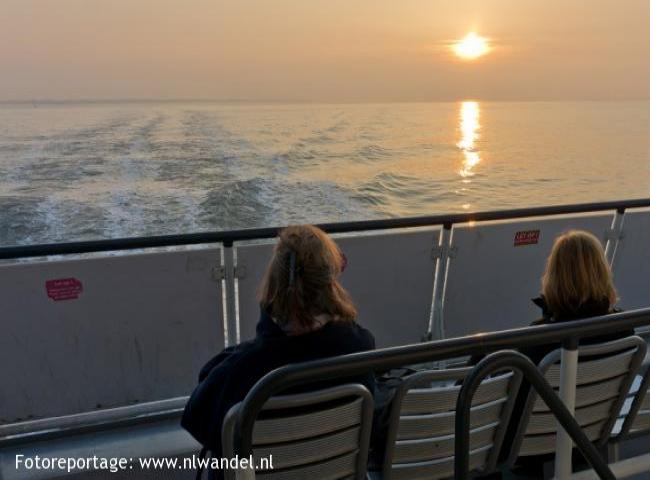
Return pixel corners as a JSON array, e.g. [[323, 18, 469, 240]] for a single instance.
[[288, 251, 297, 287]]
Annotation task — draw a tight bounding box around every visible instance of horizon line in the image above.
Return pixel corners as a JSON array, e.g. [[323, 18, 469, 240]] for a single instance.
[[1, 96, 650, 105]]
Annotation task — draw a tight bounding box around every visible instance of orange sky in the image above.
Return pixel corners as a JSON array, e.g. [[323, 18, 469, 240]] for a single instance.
[[1, 0, 649, 101]]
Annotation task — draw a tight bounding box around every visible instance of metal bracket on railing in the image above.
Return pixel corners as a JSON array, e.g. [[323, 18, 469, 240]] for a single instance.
[[213, 265, 247, 282], [234, 265, 247, 279], [431, 244, 458, 259], [212, 266, 226, 281]]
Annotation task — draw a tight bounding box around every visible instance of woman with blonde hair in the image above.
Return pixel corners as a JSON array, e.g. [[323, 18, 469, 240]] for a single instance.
[[502, 230, 633, 476], [525, 229, 629, 363], [182, 225, 375, 473]]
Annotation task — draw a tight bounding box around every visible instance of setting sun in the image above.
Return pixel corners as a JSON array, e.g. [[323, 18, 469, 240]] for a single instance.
[[453, 32, 490, 60]]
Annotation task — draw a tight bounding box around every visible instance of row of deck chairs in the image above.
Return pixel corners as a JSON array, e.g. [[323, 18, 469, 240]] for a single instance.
[[221, 336, 649, 480], [2, 336, 650, 480]]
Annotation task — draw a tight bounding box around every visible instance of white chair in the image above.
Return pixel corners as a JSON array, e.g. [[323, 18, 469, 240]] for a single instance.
[[222, 384, 374, 480], [371, 367, 521, 480], [508, 336, 647, 468]]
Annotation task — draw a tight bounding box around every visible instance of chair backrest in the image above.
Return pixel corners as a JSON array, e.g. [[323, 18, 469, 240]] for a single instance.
[[222, 384, 374, 480], [617, 359, 650, 437], [510, 335, 647, 462], [380, 367, 522, 480]]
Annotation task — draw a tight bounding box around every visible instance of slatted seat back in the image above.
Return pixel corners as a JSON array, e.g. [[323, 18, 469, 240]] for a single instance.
[[222, 384, 374, 480], [616, 362, 650, 437], [625, 396, 650, 435], [379, 367, 522, 480], [511, 336, 646, 459]]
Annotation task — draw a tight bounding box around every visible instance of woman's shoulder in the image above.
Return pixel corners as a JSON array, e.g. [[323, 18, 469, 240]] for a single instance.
[[226, 320, 374, 371], [349, 321, 376, 348], [203, 340, 288, 390], [323, 320, 376, 349]]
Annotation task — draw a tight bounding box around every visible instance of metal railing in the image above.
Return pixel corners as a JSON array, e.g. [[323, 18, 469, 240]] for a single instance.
[[3, 198, 649, 348], [1, 198, 650, 259], [230, 309, 650, 480]]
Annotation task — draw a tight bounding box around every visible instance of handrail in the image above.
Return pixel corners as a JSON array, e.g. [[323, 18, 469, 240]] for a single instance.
[[1, 198, 650, 259], [232, 309, 650, 460], [0, 402, 186, 448], [454, 351, 615, 480], [0, 397, 187, 446]]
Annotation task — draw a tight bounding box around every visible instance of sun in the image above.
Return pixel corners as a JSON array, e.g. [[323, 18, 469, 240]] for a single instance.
[[453, 32, 490, 60]]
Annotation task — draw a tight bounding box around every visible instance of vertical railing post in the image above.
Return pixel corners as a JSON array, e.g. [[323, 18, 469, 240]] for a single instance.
[[223, 241, 239, 346], [429, 222, 454, 341], [555, 338, 579, 479], [605, 207, 625, 266]]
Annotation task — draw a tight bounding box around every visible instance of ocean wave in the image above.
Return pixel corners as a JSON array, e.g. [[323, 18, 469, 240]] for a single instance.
[[357, 144, 390, 160], [350, 172, 461, 216], [0, 195, 108, 246], [199, 178, 277, 230]]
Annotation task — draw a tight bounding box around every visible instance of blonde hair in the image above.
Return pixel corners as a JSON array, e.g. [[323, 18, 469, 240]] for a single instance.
[[258, 225, 357, 331], [541, 230, 617, 317]]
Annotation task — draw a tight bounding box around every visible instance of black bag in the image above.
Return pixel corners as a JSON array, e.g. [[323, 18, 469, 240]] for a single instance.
[[369, 367, 417, 469]]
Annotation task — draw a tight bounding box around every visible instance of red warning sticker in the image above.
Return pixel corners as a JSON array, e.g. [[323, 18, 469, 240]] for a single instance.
[[514, 230, 540, 247], [46, 278, 83, 301]]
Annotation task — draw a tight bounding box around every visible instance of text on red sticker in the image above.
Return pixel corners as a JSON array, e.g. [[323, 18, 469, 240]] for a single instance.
[[46, 278, 83, 301], [514, 230, 540, 247]]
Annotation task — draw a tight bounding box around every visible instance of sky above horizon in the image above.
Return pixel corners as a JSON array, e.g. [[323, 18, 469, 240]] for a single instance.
[[2, 0, 649, 102]]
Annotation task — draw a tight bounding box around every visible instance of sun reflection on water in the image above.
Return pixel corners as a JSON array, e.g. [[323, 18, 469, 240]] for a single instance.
[[457, 101, 481, 179]]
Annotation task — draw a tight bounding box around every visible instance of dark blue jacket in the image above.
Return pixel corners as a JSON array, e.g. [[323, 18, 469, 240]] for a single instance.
[[181, 309, 376, 457]]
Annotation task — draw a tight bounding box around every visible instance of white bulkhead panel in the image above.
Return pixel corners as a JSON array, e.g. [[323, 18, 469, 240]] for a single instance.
[[235, 228, 440, 348], [611, 208, 650, 311], [336, 228, 440, 347], [442, 213, 615, 339], [0, 248, 224, 424]]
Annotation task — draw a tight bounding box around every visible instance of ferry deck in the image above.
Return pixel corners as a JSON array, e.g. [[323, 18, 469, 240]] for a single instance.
[[2, 198, 650, 480]]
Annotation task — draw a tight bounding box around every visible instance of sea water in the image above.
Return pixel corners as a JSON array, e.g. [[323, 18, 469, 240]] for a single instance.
[[1, 100, 649, 246]]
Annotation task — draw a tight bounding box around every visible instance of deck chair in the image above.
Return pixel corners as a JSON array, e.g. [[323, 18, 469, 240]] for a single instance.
[[371, 367, 522, 480], [221, 384, 374, 480], [508, 336, 647, 468], [604, 353, 650, 462], [617, 353, 650, 437]]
